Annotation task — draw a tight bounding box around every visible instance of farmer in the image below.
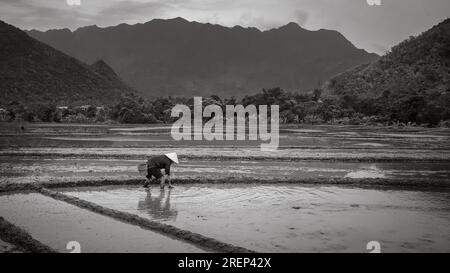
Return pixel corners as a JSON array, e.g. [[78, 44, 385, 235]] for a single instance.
[[143, 153, 179, 189]]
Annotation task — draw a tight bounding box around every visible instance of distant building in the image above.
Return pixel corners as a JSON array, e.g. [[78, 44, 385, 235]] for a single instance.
[[80, 105, 91, 111]]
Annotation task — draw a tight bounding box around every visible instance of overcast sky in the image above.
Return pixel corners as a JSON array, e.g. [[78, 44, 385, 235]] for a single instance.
[[1, 0, 449, 54]]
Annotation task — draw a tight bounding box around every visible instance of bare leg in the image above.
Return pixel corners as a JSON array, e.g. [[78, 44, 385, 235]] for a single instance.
[[143, 177, 151, 188], [159, 176, 166, 189], [165, 175, 174, 189]]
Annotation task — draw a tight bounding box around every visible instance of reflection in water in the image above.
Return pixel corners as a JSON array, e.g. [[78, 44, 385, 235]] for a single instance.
[[137, 189, 178, 221], [0, 193, 201, 253]]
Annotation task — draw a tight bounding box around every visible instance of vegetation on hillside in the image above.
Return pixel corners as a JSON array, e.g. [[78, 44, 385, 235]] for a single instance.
[[323, 19, 450, 126], [0, 20, 135, 107]]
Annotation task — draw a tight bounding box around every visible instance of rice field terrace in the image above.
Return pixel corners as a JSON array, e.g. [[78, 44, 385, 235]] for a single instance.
[[1, 122, 449, 252]]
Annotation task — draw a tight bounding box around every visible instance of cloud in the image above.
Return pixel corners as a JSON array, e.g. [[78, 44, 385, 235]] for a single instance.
[[237, 12, 278, 30], [0, 0, 181, 30], [66, 0, 81, 6], [293, 9, 308, 26], [0, 0, 96, 30], [97, 1, 172, 22], [1, 0, 449, 54], [371, 43, 389, 55]]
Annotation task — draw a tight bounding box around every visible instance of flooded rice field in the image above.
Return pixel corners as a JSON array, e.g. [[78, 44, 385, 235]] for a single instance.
[[1, 123, 448, 186], [0, 192, 205, 253], [60, 184, 450, 253], [1, 123, 449, 149], [1, 123, 449, 252]]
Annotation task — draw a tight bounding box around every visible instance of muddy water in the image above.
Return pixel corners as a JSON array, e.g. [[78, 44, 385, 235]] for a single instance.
[[62, 185, 450, 253], [0, 193, 205, 253], [180, 160, 450, 180], [1, 123, 449, 149], [2, 158, 450, 184]]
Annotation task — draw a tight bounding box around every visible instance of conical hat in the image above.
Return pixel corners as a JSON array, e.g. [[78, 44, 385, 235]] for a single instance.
[[165, 152, 179, 164]]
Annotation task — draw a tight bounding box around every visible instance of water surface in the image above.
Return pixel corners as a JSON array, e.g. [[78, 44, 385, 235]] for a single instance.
[[62, 184, 450, 252]]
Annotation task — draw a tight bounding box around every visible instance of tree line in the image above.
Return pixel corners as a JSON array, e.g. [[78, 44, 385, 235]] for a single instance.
[[1, 87, 449, 127]]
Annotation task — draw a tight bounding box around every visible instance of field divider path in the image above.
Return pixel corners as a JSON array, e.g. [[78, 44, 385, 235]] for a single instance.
[[0, 216, 57, 253], [38, 188, 255, 253], [1, 175, 449, 194], [2, 153, 450, 162]]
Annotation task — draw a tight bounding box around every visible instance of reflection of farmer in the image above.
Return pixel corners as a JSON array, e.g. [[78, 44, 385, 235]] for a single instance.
[[137, 189, 177, 220], [143, 153, 179, 189]]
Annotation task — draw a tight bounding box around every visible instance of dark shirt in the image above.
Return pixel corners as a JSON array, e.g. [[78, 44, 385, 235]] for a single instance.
[[147, 155, 172, 176]]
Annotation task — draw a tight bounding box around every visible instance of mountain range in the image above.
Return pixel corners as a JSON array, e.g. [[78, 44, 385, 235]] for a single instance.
[[27, 17, 379, 98], [0, 20, 135, 107]]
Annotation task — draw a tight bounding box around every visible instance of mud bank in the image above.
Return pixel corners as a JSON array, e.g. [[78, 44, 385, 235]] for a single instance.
[[0, 179, 141, 193], [1, 176, 449, 194], [0, 216, 55, 253], [166, 177, 450, 191], [181, 155, 450, 163], [2, 147, 450, 163], [0, 183, 41, 193], [2, 153, 450, 163], [39, 188, 254, 253]]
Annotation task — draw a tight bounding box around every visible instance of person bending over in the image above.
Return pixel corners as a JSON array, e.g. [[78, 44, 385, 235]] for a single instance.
[[144, 153, 179, 189]]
